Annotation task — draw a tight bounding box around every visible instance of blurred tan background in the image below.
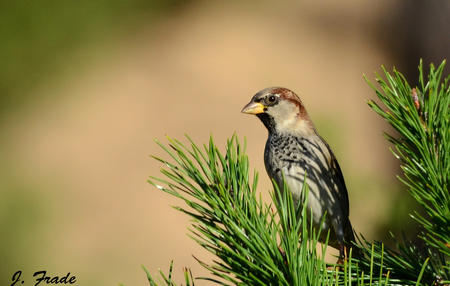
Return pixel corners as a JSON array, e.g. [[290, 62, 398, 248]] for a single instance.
[[0, 0, 448, 285]]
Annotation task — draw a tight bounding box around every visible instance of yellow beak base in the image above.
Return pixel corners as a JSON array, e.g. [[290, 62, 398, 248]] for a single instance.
[[241, 102, 265, 115]]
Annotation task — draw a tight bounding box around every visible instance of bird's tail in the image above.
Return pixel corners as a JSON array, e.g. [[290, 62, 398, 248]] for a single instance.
[[344, 220, 362, 259]]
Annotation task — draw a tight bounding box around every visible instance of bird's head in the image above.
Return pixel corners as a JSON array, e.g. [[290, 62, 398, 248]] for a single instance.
[[241, 87, 315, 135]]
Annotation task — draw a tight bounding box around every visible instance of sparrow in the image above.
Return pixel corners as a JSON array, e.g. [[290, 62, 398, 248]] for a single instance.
[[241, 87, 356, 260]]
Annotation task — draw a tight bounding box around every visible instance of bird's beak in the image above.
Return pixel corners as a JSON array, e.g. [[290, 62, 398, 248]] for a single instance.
[[241, 101, 265, 114]]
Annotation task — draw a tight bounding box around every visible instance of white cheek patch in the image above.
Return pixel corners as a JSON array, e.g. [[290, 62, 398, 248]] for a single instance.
[[268, 100, 297, 127], [268, 101, 310, 134]]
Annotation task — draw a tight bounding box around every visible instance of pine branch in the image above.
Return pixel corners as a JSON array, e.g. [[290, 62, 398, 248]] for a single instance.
[[147, 135, 401, 285], [365, 59, 449, 284]]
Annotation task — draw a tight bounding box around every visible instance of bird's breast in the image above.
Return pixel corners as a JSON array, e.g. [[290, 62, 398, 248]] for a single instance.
[[264, 133, 341, 228]]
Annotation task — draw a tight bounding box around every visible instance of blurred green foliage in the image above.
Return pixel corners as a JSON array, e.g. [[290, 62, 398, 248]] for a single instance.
[[0, 176, 48, 283], [0, 0, 189, 119], [0, 1, 190, 282]]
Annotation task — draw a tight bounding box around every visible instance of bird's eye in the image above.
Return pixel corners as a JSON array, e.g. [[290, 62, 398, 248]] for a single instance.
[[268, 95, 276, 103]]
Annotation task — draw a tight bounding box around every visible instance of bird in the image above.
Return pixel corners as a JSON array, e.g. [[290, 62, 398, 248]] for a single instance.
[[241, 87, 357, 260]]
